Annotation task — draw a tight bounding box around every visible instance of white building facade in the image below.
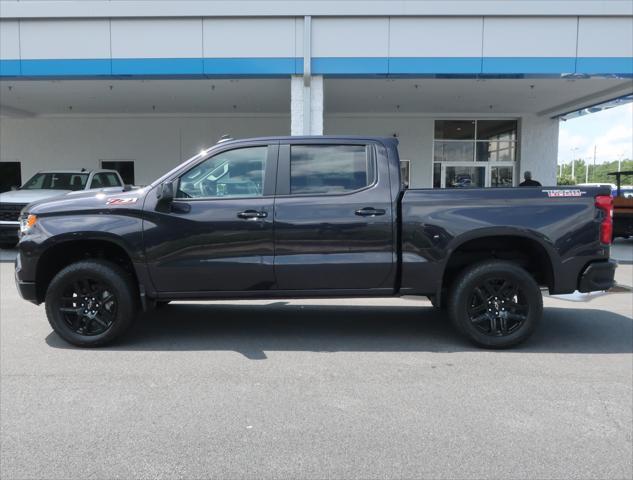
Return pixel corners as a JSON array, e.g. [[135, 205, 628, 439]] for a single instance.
[[1, 0, 632, 189]]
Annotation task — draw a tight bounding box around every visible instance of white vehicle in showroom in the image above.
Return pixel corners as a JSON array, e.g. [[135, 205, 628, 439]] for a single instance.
[[0, 169, 125, 248]]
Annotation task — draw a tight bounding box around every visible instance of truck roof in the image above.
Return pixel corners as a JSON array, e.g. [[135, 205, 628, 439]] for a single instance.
[[36, 169, 119, 174], [209, 135, 400, 149]]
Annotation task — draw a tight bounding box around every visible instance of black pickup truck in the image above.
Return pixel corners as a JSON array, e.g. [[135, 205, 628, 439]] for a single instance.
[[14, 136, 616, 348]]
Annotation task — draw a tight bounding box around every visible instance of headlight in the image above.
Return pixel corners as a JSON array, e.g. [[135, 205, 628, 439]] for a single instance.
[[19, 214, 37, 233]]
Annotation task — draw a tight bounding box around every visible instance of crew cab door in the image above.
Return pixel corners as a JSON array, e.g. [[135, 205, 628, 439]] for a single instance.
[[143, 143, 277, 293], [273, 140, 396, 292]]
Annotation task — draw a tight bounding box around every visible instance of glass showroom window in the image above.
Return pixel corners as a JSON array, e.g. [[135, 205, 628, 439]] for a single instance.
[[433, 119, 518, 188]]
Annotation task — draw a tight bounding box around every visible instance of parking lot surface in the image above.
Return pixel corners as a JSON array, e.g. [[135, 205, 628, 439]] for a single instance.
[[1, 259, 632, 479]]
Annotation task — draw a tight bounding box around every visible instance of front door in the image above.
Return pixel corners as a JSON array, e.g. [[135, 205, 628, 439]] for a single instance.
[[144, 144, 277, 293], [273, 141, 395, 292]]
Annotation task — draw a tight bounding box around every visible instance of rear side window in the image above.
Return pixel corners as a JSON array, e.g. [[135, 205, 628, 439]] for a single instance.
[[290, 145, 372, 195]]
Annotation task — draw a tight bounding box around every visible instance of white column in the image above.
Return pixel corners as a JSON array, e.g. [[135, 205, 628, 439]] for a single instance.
[[291, 75, 323, 136], [519, 114, 560, 186]]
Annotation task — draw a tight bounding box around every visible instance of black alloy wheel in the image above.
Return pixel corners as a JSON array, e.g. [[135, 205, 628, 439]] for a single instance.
[[58, 278, 118, 336], [467, 278, 529, 337], [448, 260, 543, 348], [45, 260, 138, 347]]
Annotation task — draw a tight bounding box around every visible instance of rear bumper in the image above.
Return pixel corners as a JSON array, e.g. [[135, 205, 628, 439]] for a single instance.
[[578, 259, 617, 293]]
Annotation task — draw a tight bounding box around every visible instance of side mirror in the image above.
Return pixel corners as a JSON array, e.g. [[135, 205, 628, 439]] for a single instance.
[[156, 180, 175, 202]]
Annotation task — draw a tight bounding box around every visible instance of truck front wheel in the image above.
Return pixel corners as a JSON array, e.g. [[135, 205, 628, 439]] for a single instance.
[[448, 261, 542, 348], [45, 260, 138, 347]]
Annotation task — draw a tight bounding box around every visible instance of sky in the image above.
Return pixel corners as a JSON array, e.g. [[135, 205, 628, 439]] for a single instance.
[[558, 103, 633, 165]]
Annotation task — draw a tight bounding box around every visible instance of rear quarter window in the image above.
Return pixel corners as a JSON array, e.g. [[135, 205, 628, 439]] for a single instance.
[[290, 144, 372, 195]]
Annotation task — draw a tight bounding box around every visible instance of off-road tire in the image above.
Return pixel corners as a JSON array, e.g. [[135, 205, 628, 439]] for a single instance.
[[448, 260, 542, 349], [45, 259, 138, 347]]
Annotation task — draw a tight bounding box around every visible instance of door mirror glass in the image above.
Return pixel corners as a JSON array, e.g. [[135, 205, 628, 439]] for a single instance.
[[156, 180, 175, 202]]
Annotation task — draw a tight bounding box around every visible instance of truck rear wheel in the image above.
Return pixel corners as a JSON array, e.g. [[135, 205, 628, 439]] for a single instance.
[[448, 260, 542, 348], [45, 260, 138, 347]]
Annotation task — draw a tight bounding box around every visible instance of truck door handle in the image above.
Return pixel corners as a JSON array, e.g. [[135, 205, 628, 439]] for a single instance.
[[237, 210, 268, 219], [355, 207, 386, 217]]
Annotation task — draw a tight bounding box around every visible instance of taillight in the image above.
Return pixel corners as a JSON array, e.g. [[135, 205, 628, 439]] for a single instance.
[[595, 195, 613, 244]]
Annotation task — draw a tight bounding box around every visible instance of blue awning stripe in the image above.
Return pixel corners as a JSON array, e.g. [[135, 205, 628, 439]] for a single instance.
[[1, 57, 631, 78]]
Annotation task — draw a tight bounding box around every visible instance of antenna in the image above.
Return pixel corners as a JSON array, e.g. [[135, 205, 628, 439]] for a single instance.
[[217, 134, 234, 143]]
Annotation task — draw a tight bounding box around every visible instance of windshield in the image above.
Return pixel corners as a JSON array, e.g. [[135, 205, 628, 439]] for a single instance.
[[22, 173, 89, 191]]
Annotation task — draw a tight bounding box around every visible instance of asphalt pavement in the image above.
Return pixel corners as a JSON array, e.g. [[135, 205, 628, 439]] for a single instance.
[[1, 255, 632, 479]]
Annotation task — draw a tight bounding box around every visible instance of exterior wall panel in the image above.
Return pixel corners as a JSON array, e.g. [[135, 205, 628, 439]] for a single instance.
[[2, 15, 632, 77], [111, 18, 204, 74], [203, 18, 297, 58], [19, 19, 110, 59], [389, 17, 484, 57], [482, 17, 578, 73], [111, 19, 203, 58], [0, 20, 20, 75], [312, 17, 389, 74]]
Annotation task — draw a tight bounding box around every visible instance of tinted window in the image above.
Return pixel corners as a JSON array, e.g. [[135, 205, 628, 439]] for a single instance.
[[91, 173, 122, 188], [477, 120, 517, 142], [0, 162, 21, 193], [290, 145, 370, 195], [434, 120, 475, 140], [101, 161, 135, 185], [177, 146, 267, 199], [22, 173, 88, 191]]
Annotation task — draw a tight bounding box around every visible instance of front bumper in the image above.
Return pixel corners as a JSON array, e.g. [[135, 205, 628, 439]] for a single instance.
[[578, 259, 617, 293], [0, 222, 19, 243], [14, 251, 39, 304]]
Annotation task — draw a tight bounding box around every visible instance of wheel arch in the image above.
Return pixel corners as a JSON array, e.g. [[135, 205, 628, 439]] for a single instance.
[[437, 229, 558, 303], [34, 234, 143, 303]]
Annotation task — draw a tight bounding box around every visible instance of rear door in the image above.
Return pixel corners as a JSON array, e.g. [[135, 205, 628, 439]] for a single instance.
[[273, 140, 395, 292]]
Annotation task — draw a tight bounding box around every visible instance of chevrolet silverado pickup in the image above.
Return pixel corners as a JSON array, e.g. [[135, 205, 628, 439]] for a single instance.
[[14, 136, 617, 348]]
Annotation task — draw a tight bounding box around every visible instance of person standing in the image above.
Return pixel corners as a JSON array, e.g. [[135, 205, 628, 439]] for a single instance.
[[519, 171, 542, 187]]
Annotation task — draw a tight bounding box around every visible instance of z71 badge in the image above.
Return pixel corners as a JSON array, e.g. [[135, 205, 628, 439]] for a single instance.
[[106, 197, 138, 205], [542, 189, 586, 198]]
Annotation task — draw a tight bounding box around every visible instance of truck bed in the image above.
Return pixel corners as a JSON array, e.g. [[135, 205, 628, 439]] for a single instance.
[[399, 185, 612, 296]]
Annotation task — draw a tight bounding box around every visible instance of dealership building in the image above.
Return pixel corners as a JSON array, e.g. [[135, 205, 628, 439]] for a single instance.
[[0, 0, 632, 190]]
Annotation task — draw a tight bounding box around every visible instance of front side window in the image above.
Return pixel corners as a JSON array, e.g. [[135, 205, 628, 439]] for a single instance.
[[177, 146, 267, 199], [290, 145, 371, 195]]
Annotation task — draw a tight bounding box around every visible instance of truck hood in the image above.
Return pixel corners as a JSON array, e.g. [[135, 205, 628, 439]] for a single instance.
[[0, 189, 71, 205], [26, 187, 149, 216]]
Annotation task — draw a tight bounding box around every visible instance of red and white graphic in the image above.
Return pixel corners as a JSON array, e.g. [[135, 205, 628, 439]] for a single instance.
[[542, 189, 586, 198], [106, 197, 138, 205]]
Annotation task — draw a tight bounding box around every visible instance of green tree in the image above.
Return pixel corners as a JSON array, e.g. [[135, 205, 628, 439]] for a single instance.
[[558, 159, 633, 184]]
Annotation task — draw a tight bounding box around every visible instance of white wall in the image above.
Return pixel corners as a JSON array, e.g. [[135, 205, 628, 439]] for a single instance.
[[519, 115, 560, 186], [4, 15, 631, 69], [1, 112, 558, 188], [0, 115, 289, 185]]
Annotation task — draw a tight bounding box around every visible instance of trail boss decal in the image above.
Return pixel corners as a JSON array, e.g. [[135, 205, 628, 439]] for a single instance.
[[106, 197, 138, 205], [542, 189, 586, 198]]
